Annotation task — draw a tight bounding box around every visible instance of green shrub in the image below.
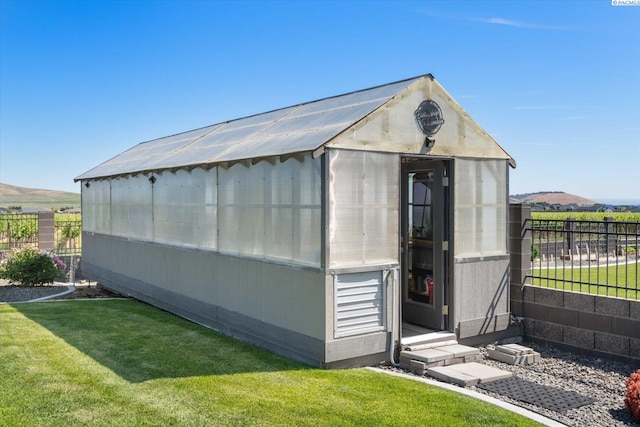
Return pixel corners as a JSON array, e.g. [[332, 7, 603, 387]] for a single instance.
[[531, 244, 539, 261], [0, 246, 66, 286]]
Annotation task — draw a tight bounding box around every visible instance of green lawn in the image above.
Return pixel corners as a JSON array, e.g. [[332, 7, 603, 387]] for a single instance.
[[0, 300, 540, 426], [532, 261, 638, 299]]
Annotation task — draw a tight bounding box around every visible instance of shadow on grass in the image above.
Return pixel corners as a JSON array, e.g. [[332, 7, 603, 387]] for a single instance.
[[9, 299, 306, 383]]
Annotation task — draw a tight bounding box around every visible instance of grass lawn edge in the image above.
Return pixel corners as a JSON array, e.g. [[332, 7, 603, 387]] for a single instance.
[[365, 367, 564, 427], [1, 300, 545, 426]]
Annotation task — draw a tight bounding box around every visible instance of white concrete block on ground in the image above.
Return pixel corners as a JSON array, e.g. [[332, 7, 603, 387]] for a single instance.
[[445, 362, 512, 384], [496, 344, 535, 356], [488, 349, 529, 365], [488, 344, 540, 365]]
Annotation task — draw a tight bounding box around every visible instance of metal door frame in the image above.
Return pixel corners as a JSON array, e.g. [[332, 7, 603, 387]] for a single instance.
[[400, 157, 451, 331]]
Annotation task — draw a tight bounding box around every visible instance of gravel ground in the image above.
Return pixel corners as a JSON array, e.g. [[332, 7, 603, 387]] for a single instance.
[[0, 280, 122, 302], [0, 281, 70, 302], [387, 341, 639, 426], [476, 342, 638, 426]]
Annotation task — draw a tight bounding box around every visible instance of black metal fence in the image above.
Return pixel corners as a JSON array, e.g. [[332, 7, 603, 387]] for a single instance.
[[1, 213, 83, 282], [0, 213, 39, 251], [527, 218, 639, 300], [0, 214, 81, 254], [54, 218, 82, 255], [53, 217, 83, 282]]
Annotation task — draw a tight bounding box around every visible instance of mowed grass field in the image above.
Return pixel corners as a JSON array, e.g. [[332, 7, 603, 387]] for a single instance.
[[532, 261, 638, 300], [530, 211, 638, 299], [0, 300, 540, 427]]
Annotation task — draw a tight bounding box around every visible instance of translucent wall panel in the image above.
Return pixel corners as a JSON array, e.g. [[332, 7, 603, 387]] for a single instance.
[[218, 162, 265, 256], [218, 155, 321, 266], [454, 159, 508, 257], [81, 179, 111, 233], [329, 150, 399, 267], [296, 158, 322, 265], [83, 155, 320, 267], [110, 175, 153, 240], [153, 169, 216, 249], [81, 185, 95, 232], [265, 160, 294, 261]]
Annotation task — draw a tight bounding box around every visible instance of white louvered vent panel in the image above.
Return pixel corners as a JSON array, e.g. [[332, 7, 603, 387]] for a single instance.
[[334, 271, 386, 338]]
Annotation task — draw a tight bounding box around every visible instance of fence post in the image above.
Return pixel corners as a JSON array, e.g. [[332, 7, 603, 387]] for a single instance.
[[38, 211, 55, 251], [604, 216, 615, 256], [564, 217, 576, 259], [509, 203, 531, 317]]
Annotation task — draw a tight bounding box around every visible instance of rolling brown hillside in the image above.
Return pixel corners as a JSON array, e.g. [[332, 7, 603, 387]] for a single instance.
[[510, 191, 598, 206], [0, 183, 80, 209]]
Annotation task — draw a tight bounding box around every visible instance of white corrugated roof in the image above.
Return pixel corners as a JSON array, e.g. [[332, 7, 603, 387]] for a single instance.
[[76, 76, 424, 181]]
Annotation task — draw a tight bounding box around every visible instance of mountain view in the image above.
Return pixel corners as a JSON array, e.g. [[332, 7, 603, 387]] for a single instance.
[[509, 191, 600, 206], [1, 184, 637, 211], [0, 183, 80, 209]]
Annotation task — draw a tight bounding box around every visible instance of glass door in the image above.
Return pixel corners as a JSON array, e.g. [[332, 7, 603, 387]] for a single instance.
[[401, 159, 448, 330], [408, 171, 434, 305]]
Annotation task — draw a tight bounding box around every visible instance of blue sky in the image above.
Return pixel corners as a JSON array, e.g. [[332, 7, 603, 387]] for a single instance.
[[1, 0, 638, 202]]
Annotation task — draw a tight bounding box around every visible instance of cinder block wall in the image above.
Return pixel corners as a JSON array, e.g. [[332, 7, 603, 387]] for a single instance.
[[522, 286, 640, 363], [509, 204, 640, 364]]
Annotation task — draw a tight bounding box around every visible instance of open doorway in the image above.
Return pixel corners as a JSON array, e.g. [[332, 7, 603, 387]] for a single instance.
[[400, 158, 451, 335]]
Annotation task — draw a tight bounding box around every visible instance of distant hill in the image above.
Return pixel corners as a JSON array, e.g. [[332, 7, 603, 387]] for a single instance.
[[510, 191, 598, 206], [0, 184, 607, 210], [0, 183, 80, 209]]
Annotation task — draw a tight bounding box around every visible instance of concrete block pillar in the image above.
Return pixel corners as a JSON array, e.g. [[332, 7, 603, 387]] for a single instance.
[[509, 204, 531, 317], [38, 211, 55, 251]]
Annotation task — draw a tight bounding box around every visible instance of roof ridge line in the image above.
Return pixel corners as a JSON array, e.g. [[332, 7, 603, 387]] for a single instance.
[[136, 74, 432, 146]]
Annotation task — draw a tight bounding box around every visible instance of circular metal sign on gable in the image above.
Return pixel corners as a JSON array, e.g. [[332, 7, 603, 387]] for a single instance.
[[414, 100, 445, 137]]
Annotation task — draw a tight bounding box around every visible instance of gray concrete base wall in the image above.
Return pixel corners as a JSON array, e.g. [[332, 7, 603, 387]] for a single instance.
[[453, 257, 511, 339], [520, 286, 640, 364], [83, 260, 326, 366], [81, 232, 394, 367], [82, 232, 330, 364], [82, 232, 326, 338]]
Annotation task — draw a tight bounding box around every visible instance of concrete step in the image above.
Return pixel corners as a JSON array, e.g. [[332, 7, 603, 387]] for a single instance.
[[400, 343, 481, 375], [401, 331, 457, 350], [399, 333, 519, 387], [427, 362, 512, 387]]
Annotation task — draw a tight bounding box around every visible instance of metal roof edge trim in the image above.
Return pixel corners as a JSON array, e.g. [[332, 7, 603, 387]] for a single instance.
[[74, 150, 316, 182]]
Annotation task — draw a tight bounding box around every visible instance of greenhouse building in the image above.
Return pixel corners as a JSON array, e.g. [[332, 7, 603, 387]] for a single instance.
[[76, 74, 516, 367]]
